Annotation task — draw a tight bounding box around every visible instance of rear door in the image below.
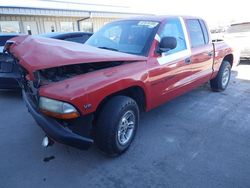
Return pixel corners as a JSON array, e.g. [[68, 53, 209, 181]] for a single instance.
[[186, 19, 214, 84]]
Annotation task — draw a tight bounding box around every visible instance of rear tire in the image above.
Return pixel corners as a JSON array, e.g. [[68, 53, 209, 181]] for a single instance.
[[95, 96, 139, 156], [210, 61, 231, 91]]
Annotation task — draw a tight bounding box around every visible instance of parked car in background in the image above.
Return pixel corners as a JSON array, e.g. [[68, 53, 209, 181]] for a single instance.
[[6, 16, 234, 156], [224, 22, 250, 63], [0, 32, 92, 89], [0, 33, 23, 52], [39, 32, 93, 44], [0, 33, 24, 89]]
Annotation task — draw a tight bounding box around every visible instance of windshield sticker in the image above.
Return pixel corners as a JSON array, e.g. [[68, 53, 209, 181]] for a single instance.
[[154, 34, 161, 42], [138, 21, 159, 28]]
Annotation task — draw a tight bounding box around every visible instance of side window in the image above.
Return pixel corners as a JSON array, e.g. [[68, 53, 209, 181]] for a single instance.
[[186, 19, 205, 48], [199, 20, 209, 44], [160, 18, 187, 55]]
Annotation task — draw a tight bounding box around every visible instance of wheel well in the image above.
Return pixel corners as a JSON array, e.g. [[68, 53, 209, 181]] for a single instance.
[[223, 54, 234, 67], [94, 86, 146, 120]]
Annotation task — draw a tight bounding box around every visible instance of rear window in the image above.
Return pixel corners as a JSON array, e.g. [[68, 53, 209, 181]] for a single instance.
[[186, 19, 205, 48]]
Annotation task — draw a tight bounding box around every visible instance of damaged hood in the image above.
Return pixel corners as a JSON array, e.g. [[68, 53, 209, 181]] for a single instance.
[[8, 35, 147, 72]]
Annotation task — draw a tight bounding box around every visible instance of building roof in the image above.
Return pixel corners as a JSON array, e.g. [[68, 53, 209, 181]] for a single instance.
[[0, 0, 150, 18]]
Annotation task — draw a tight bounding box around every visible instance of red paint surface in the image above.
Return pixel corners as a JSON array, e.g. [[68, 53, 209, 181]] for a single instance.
[[9, 16, 234, 116]]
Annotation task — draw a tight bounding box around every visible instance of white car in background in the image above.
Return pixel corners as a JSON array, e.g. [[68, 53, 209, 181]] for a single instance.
[[224, 22, 250, 63]]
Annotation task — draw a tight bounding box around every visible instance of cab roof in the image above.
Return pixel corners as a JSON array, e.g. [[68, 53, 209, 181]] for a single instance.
[[117, 15, 203, 23]]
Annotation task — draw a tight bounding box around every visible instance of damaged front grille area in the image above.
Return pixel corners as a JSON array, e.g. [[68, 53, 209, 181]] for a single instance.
[[19, 66, 39, 105], [14, 60, 129, 106], [5, 51, 40, 106], [37, 61, 126, 83]]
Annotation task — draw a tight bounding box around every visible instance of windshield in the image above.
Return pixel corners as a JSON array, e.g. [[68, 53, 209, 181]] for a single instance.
[[85, 20, 159, 56]]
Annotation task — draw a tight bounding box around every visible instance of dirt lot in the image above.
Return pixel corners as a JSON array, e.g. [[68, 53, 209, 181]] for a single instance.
[[0, 63, 250, 188]]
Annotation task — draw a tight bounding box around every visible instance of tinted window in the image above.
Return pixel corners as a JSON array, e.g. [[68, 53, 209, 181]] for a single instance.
[[187, 19, 205, 48], [0, 35, 18, 46], [160, 18, 187, 54], [200, 20, 209, 44], [64, 35, 91, 44]]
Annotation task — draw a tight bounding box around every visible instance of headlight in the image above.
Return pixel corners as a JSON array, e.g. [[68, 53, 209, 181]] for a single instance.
[[39, 97, 79, 119]]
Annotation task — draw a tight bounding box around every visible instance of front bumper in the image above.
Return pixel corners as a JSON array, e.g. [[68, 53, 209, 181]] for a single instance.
[[240, 49, 250, 60], [22, 90, 94, 150]]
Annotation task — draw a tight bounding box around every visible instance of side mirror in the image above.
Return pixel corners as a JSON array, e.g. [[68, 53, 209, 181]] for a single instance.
[[157, 36, 177, 54]]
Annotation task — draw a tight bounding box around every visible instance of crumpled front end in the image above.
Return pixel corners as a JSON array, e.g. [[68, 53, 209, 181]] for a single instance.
[[5, 35, 147, 150], [17, 65, 94, 150]]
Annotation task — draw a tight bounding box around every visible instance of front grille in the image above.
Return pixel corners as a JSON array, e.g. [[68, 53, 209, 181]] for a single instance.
[[19, 66, 39, 105], [24, 81, 39, 105]]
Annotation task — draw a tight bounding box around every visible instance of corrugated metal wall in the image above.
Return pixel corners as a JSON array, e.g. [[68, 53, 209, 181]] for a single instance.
[[0, 15, 117, 34], [88, 17, 117, 32]]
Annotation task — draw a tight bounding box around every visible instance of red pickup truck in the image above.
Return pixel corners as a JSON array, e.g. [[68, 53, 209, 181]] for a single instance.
[[6, 16, 234, 156]]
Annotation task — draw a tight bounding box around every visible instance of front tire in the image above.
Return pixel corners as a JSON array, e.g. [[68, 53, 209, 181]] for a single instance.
[[95, 96, 139, 156], [210, 61, 231, 91]]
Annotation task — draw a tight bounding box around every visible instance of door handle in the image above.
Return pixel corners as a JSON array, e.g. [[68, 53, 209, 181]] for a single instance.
[[185, 57, 191, 64], [207, 52, 213, 57]]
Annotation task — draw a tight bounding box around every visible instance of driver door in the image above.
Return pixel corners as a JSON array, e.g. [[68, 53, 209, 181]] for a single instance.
[[148, 17, 194, 107]]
